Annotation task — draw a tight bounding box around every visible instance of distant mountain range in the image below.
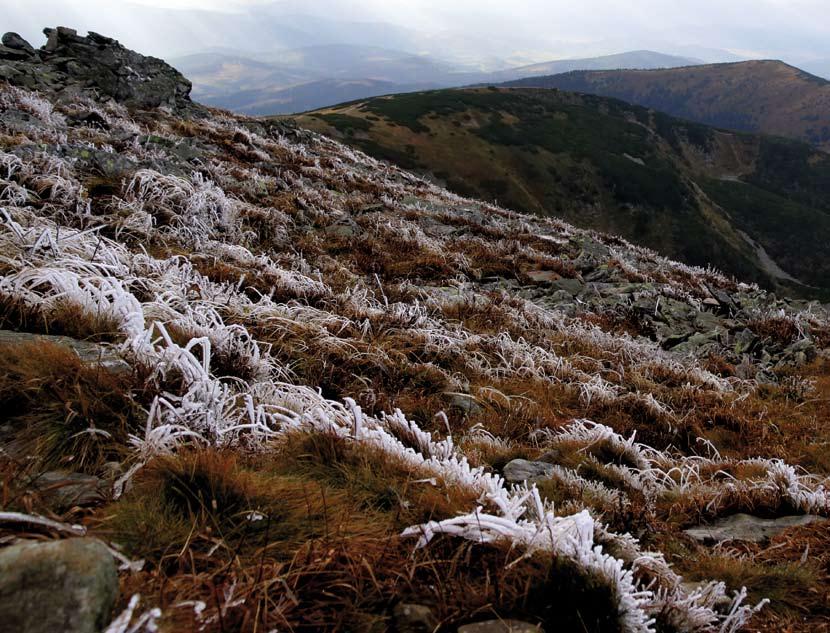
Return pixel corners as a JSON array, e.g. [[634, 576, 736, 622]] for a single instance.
[[488, 51, 701, 81], [172, 48, 701, 115], [502, 61, 830, 152], [294, 87, 830, 298]]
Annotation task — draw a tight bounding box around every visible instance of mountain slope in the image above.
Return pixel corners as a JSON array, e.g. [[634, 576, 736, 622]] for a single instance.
[[502, 61, 830, 151], [295, 87, 830, 298], [3, 27, 830, 633]]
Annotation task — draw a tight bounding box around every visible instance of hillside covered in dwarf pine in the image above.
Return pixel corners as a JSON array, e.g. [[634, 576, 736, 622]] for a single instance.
[[501, 61, 830, 151], [296, 87, 830, 300], [1, 27, 830, 633]]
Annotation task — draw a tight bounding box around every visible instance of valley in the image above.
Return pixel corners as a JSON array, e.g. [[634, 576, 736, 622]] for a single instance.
[[295, 87, 830, 299], [502, 60, 830, 152]]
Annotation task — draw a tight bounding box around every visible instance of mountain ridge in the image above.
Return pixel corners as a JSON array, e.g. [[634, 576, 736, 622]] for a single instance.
[[501, 60, 830, 152], [295, 86, 830, 299], [172, 47, 703, 115], [489, 50, 702, 81]]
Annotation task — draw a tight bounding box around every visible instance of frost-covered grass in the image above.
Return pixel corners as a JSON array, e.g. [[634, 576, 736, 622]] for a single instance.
[[1, 81, 830, 631]]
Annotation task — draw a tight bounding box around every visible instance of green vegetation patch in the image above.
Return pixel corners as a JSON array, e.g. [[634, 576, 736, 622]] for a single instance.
[[748, 136, 830, 213], [702, 177, 830, 288], [312, 112, 373, 135]]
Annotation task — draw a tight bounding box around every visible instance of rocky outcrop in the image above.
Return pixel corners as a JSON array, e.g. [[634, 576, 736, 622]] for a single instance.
[[0, 538, 118, 633], [479, 232, 824, 375], [0, 27, 193, 111]]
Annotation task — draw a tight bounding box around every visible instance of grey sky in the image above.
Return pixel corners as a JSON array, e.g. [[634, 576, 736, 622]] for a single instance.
[[5, 0, 830, 65]]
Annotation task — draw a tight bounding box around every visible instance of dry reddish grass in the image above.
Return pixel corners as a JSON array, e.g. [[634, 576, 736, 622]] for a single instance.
[[0, 340, 144, 472], [748, 317, 801, 347]]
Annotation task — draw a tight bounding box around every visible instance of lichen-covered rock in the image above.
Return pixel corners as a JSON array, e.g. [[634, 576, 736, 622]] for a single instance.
[[0, 538, 118, 633], [33, 470, 107, 510], [684, 513, 827, 544], [503, 459, 555, 484]]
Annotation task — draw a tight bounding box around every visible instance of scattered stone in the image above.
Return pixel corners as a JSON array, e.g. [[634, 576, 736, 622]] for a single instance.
[[503, 459, 555, 484], [712, 289, 736, 311], [458, 620, 542, 633], [670, 331, 720, 355], [549, 278, 584, 296], [547, 289, 575, 304], [33, 471, 107, 510], [67, 110, 110, 129], [733, 329, 759, 356], [575, 236, 612, 260], [778, 339, 817, 368], [525, 269, 561, 284], [324, 218, 361, 238], [0, 538, 118, 633], [662, 332, 691, 350], [684, 513, 827, 544], [693, 310, 723, 331], [69, 146, 137, 182], [735, 356, 757, 380], [444, 392, 483, 415], [393, 603, 438, 633]]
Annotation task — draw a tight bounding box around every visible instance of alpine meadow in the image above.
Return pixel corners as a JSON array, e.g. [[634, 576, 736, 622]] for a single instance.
[[2, 3, 830, 633]]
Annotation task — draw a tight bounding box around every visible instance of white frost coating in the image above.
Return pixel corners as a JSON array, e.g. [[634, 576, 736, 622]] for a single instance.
[[0, 163, 777, 633], [403, 508, 655, 632], [0, 511, 86, 536], [104, 595, 162, 633], [5, 81, 829, 631]]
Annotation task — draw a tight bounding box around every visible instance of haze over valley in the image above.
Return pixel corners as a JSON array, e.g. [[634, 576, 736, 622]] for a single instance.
[[7, 1, 830, 114]]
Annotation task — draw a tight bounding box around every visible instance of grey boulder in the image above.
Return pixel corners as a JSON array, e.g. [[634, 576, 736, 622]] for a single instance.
[[502, 459, 555, 484], [0, 538, 118, 633], [33, 471, 107, 510], [684, 513, 826, 543]]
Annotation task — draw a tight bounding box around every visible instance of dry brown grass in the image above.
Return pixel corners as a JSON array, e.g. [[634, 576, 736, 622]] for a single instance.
[[748, 316, 801, 347], [0, 340, 144, 472], [92, 442, 629, 632], [0, 295, 123, 343]]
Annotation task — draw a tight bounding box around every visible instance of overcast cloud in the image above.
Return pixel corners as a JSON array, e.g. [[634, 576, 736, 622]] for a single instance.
[[5, 0, 830, 65]]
